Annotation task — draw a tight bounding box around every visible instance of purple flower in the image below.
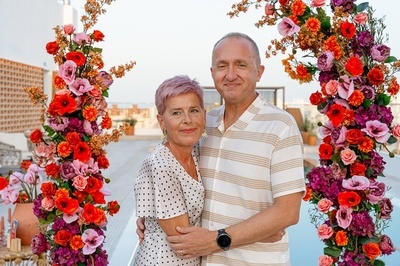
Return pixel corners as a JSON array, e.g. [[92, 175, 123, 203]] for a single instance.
[[330, 0, 356, 13], [366, 180, 385, 204], [95, 71, 114, 87], [349, 211, 375, 237], [73, 32, 90, 45], [33, 194, 48, 219], [359, 85, 375, 100], [83, 120, 101, 136], [59, 60, 77, 85], [317, 51, 335, 71], [60, 161, 76, 180], [336, 206, 353, 229], [67, 117, 84, 133], [82, 228, 105, 255], [50, 246, 85, 266], [339, 250, 368, 266], [342, 175, 370, 190], [31, 233, 49, 254], [277, 17, 300, 37], [318, 66, 339, 85], [379, 234, 396, 255], [48, 116, 69, 131], [85, 249, 109, 266], [357, 31, 374, 50], [379, 198, 393, 219], [371, 44, 391, 62], [361, 120, 390, 143], [69, 77, 94, 96]]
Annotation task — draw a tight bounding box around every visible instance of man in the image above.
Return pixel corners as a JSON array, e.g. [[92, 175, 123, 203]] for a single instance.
[[138, 32, 305, 265]]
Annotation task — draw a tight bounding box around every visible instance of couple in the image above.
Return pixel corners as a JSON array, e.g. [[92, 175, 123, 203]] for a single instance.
[[134, 32, 305, 266]]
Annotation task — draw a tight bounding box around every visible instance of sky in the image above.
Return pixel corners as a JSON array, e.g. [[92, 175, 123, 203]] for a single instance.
[[70, 0, 398, 105]]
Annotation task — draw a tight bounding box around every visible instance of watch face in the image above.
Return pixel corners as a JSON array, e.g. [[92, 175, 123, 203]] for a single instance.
[[218, 234, 231, 248]]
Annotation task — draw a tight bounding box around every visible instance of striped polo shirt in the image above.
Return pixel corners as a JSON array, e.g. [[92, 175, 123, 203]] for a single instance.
[[199, 94, 305, 266]]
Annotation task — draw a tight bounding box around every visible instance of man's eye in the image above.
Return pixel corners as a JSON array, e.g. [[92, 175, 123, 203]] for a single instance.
[[172, 111, 181, 115]]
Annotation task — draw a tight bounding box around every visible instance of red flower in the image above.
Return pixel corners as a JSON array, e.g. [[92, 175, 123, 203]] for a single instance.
[[73, 142, 92, 163], [92, 30, 105, 41], [345, 129, 364, 144], [92, 191, 106, 204], [41, 182, 57, 198], [85, 177, 103, 194], [338, 191, 361, 207], [350, 162, 367, 176], [309, 91, 324, 105], [65, 51, 86, 67], [48, 93, 77, 116], [30, 129, 43, 143], [82, 203, 102, 224], [318, 143, 333, 160], [326, 103, 346, 127], [302, 186, 313, 201], [0, 176, 8, 190], [97, 155, 110, 169], [66, 132, 81, 147], [367, 67, 384, 85], [54, 229, 73, 246], [107, 201, 120, 216], [45, 163, 60, 178], [55, 194, 79, 215], [340, 21, 356, 39], [20, 160, 31, 170], [345, 56, 364, 76], [45, 41, 59, 55]]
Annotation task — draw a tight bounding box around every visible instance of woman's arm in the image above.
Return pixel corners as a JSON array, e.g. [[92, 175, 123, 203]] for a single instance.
[[158, 213, 190, 236]]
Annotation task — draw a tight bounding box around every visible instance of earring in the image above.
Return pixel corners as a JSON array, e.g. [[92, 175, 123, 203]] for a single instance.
[[161, 130, 167, 142], [202, 129, 207, 138]]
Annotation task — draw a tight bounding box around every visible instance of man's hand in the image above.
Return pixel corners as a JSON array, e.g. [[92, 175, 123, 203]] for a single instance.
[[136, 217, 145, 243], [166, 226, 216, 259]]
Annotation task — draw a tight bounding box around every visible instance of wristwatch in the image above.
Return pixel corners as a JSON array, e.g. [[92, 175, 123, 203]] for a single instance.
[[216, 229, 231, 251]]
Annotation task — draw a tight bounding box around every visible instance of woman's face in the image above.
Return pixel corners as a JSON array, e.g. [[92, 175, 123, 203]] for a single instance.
[[157, 92, 205, 149]]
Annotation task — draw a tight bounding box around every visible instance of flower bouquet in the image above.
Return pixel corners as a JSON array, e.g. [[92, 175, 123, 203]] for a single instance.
[[12, 0, 135, 265], [229, 0, 399, 265]]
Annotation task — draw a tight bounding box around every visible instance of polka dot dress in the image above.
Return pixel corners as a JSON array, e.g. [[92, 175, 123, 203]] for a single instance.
[[134, 143, 204, 265]]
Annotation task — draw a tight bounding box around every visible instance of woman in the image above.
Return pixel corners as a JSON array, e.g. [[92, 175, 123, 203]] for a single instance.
[[134, 75, 206, 265]]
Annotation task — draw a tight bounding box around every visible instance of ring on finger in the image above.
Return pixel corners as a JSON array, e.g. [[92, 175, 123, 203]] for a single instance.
[[180, 249, 183, 256]]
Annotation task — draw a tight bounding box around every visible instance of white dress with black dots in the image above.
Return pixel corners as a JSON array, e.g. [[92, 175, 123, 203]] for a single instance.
[[134, 143, 204, 266]]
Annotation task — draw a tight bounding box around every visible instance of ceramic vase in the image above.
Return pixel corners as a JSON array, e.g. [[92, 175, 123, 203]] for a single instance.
[[11, 202, 40, 246]]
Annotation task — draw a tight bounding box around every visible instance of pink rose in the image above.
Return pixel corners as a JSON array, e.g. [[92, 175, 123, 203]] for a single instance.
[[336, 206, 352, 229], [317, 224, 333, 239], [311, 0, 325, 8], [41, 197, 55, 211], [340, 148, 357, 165], [317, 198, 332, 213], [73, 175, 88, 191], [74, 32, 91, 45], [58, 60, 77, 85], [277, 17, 300, 37], [63, 24, 75, 35], [325, 79, 339, 96], [392, 124, 400, 137], [338, 76, 354, 100], [362, 120, 390, 143], [265, 3, 274, 16], [354, 12, 368, 25], [318, 255, 334, 266], [317, 51, 334, 71], [370, 44, 391, 62]]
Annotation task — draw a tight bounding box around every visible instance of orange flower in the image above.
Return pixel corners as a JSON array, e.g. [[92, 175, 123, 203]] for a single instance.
[[348, 89, 364, 107], [367, 67, 384, 85], [65, 51, 86, 67], [66, 132, 81, 147], [345, 56, 364, 76], [54, 75, 66, 89], [54, 229, 73, 246], [305, 17, 321, 32], [82, 203, 104, 224], [302, 186, 313, 201], [338, 191, 361, 207], [41, 182, 57, 198], [326, 103, 346, 127], [82, 105, 98, 122], [57, 141, 72, 158], [295, 64, 313, 82], [70, 235, 85, 250], [335, 230, 348, 246], [45, 163, 60, 178], [362, 242, 381, 260], [387, 78, 399, 95], [343, 109, 355, 125], [29, 129, 43, 143], [340, 21, 356, 39], [358, 136, 374, 153], [55, 194, 79, 215], [101, 113, 112, 129], [73, 142, 92, 163], [291, 0, 306, 16], [54, 188, 69, 200], [324, 36, 342, 59]]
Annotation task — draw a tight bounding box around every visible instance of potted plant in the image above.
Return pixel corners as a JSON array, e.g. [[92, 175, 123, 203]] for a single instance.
[[301, 117, 318, 146], [123, 118, 137, 135]]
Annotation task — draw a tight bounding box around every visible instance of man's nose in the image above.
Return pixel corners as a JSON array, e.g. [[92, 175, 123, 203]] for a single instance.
[[226, 65, 237, 80]]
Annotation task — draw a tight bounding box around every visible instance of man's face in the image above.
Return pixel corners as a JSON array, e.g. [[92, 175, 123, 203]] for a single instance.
[[210, 37, 264, 106]]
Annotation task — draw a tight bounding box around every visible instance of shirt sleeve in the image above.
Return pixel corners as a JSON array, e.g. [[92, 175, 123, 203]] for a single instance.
[[134, 153, 187, 219]]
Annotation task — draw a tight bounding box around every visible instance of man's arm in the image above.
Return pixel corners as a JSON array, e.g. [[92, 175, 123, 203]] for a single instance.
[[167, 192, 303, 258]]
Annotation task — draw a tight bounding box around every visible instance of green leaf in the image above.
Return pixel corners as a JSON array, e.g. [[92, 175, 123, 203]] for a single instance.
[[385, 56, 397, 63], [356, 2, 369, 12], [387, 135, 398, 144], [324, 246, 342, 257], [358, 235, 379, 244], [330, 152, 340, 163], [375, 94, 390, 106], [374, 259, 385, 266], [102, 88, 109, 97], [92, 47, 103, 53], [362, 99, 371, 108]]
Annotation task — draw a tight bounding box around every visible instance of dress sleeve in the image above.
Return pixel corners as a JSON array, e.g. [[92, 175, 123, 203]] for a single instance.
[[134, 154, 187, 219]]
